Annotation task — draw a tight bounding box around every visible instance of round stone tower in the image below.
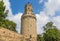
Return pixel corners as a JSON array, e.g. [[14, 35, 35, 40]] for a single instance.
[[21, 3, 37, 41]]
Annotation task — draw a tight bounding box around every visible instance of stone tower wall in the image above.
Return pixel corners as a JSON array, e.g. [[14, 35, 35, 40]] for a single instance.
[[21, 3, 37, 41], [21, 16, 37, 36], [21, 17, 37, 41]]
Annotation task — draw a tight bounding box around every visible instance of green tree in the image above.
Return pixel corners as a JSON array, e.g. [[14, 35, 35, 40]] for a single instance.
[[43, 22, 60, 41], [37, 34, 44, 41], [0, 0, 17, 32], [0, 0, 7, 20], [4, 20, 17, 32]]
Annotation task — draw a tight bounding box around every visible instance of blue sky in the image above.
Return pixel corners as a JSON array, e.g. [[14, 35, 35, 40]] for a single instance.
[[9, 0, 47, 14]]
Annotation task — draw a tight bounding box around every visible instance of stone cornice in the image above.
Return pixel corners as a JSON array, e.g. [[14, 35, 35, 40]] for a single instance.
[[21, 15, 36, 20]]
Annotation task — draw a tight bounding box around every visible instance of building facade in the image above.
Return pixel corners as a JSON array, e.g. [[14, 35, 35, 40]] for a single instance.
[[21, 3, 37, 41]]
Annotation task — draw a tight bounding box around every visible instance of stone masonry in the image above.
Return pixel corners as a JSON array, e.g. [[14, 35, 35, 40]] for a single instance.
[[21, 3, 37, 41], [0, 27, 24, 41]]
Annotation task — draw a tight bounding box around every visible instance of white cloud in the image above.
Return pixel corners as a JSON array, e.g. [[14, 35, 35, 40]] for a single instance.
[[4, 0, 60, 34], [3, 0, 13, 17], [39, 0, 60, 16], [0, 0, 2, 1], [36, 12, 50, 34], [44, 0, 60, 16], [39, 0, 43, 4], [52, 16, 60, 29]]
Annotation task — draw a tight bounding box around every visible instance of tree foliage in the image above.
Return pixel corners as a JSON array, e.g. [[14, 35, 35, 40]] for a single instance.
[[37, 34, 44, 41], [37, 22, 60, 41], [0, 0, 7, 19], [0, 0, 17, 32], [43, 22, 60, 41]]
